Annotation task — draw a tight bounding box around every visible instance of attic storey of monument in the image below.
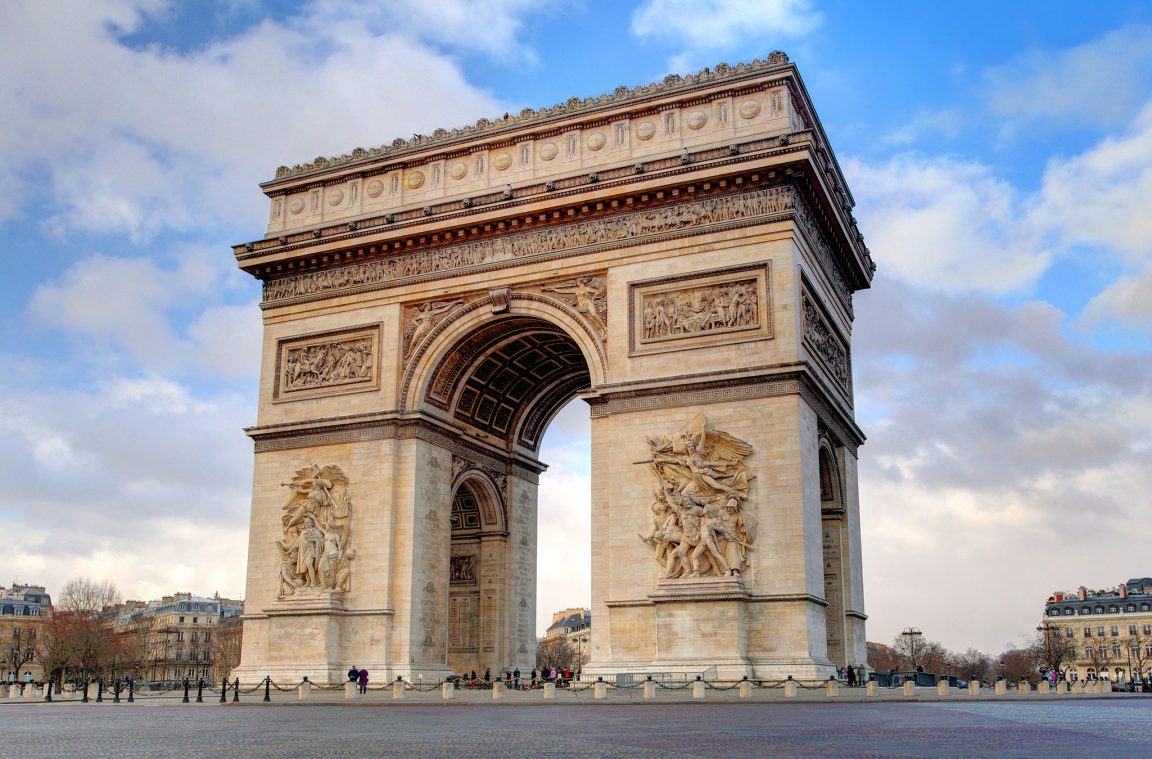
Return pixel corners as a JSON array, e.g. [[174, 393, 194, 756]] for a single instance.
[[230, 52, 874, 686]]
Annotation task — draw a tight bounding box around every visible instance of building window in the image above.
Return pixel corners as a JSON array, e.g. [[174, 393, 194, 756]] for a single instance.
[[1065, 627, 1074, 638], [1064, 607, 1073, 616], [1084, 627, 1092, 637], [1109, 605, 1118, 614], [1112, 644, 1122, 658], [1111, 626, 1119, 637], [1141, 604, 1150, 612], [1144, 625, 1151, 635], [1081, 608, 1090, 615], [175, 632, 184, 642], [1127, 604, 1135, 612], [1098, 626, 1106, 637], [193, 617, 198, 624], [179, 616, 185, 624], [204, 632, 211, 642], [1130, 625, 1138, 636], [1095, 605, 1104, 614]]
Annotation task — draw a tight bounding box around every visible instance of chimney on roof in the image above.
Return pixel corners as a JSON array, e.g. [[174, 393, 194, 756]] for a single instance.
[[1120, 583, 1128, 599], [1078, 586, 1087, 600]]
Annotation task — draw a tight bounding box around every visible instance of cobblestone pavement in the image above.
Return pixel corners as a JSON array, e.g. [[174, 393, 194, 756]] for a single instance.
[[3, 697, 1152, 758]]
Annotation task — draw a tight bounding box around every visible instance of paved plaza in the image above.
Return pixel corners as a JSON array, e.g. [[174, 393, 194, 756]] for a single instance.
[[4, 694, 1152, 757]]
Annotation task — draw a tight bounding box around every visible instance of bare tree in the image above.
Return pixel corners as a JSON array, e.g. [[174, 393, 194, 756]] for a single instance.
[[866, 641, 901, 673], [212, 615, 243, 683], [891, 631, 950, 673], [36, 612, 78, 691], [1032, 624, 1076, 679], [949, 648, 994, 683], [3, 626, 38, 682], [999, 648, 1039, 682], [535, 636, 580, 672], [56, 578, 121, 682]]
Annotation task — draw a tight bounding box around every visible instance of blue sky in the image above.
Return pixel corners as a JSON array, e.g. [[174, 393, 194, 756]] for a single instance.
[[2, 0, 1151, 654]]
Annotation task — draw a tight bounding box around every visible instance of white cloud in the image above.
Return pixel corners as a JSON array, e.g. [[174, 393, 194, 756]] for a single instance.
[[0, 374, 254, 600], [1084, 272, 1152, 331], [1032, 102, 1152, 266], [984, 25, 1152, 132], [0, 1, 519, 237], [631, 0, 819, 73], [845, 155, 1052, 295], [632, 0, 820, 49]]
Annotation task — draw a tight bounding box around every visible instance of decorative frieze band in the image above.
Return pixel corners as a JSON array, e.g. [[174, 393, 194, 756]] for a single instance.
[[261, 185, 795, 305]]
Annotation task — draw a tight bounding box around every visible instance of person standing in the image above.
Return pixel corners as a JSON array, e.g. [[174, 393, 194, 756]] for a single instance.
[[847, 666, 857, 687], [513, 668, 521, 689], [483, 667, 491, 686], [357, 667, 368, 694], [348, 665, 358, 682]]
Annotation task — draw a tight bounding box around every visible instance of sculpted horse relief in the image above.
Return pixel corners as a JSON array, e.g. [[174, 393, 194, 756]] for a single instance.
[[639, 415, 757, 579]]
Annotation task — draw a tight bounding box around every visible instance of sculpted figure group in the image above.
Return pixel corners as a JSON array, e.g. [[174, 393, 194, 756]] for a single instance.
[[283, 339, 374, 391], [277, 464, 355, 598], [640, 415, 756, 578], [642, 280, 758, 341]]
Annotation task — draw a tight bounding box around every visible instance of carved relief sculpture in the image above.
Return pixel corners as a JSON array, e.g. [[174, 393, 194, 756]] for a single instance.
[[801, 291, 852, 394], [642, 278, 758, 341], [277, 464, 355, 598], [450, 555, 476, 583], [542, 276, 607, 340], [403, 300, 464, 360], [275, 326, 380, 401], [640, 415, 756, 578], [283, 338, 373, 390]]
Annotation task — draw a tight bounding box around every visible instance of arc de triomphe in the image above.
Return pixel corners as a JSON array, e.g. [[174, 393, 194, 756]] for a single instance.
[[231, 52, 873, 685]]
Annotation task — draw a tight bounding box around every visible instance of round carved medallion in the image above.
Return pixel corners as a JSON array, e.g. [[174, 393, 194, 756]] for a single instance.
[[327, 189, 344, 206], [739, 100, 761, 119], [407, 171, 425, 189], [493, 152, 513, 170], [539, 142, 558, 161], [686, 111, 708, 130], [449, 162, 467, 180], [635, 121, 656, 141], [288, 198, 305, 214], [365, 180, 384, 198], [586, 132, 606, 151]]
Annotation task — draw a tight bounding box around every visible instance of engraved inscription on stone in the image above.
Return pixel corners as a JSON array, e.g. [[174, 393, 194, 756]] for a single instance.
[[802, 290, 851, 395], [275, 326, 379, 400], [640, 415, 756, 579], [448, 594, 478, 651], [630, 264, 771, 355]]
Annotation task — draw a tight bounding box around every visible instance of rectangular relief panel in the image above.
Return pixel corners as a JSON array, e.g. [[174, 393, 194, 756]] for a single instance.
[[273, 324, 381, 401], [800, 283, 852, 401], [629, 263, 771, 355]]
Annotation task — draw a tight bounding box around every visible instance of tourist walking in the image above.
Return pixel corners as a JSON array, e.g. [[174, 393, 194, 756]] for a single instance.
[[357, 667, 368, 694]]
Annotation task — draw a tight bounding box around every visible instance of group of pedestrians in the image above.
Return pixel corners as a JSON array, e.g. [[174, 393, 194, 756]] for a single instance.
[[454, 665, 579, 689], [837, 664, 868, 687], [347, 666, 368, 693]]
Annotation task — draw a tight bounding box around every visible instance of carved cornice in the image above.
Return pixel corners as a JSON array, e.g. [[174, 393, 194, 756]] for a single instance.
[[584, 365, 864, 450], [247, 412, 544, 481], [267, 52, 792, 182], [260, 182, 797, 308]]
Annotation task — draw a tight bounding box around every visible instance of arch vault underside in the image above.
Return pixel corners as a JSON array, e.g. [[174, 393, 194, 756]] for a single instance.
[[232, 54, 874, 685]]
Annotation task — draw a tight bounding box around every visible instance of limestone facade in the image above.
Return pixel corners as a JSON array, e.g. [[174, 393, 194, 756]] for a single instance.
[[231, 52, 873, 685]]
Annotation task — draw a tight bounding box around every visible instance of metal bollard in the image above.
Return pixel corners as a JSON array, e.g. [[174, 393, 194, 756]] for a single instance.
[[183, 678, 190, 703], [196, 678, 204, 703], [233, 677, 240, 703], [263, 676, 271, 702], [220, 675, 228, 704], [113, 680, 121, 703], [96, 679, 104, 703], [44, 678, 53, 703], [128, 679, 134, 703]]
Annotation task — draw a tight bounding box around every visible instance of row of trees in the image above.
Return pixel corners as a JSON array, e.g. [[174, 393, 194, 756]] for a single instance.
[[870, 624, 1152, 683], [31, 578, 242, 687]]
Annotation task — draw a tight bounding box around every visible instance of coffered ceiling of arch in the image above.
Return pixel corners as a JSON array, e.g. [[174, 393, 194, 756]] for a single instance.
[[427, 316, 590, 449]]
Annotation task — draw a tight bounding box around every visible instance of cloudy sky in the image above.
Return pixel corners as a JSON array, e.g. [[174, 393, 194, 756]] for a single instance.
[[2, 0, 1150, 654]]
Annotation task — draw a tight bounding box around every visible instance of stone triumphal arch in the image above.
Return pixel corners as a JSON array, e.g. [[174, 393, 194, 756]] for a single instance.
[[231, 53, 874, 685]]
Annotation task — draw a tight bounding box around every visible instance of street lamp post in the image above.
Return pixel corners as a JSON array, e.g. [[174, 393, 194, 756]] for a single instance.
[[901, 627, 923, 671], [1036, 623, 1057, 680]]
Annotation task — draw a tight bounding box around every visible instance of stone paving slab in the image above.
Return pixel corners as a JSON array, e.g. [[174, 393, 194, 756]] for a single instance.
[[3, 696, 1151, 757]]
